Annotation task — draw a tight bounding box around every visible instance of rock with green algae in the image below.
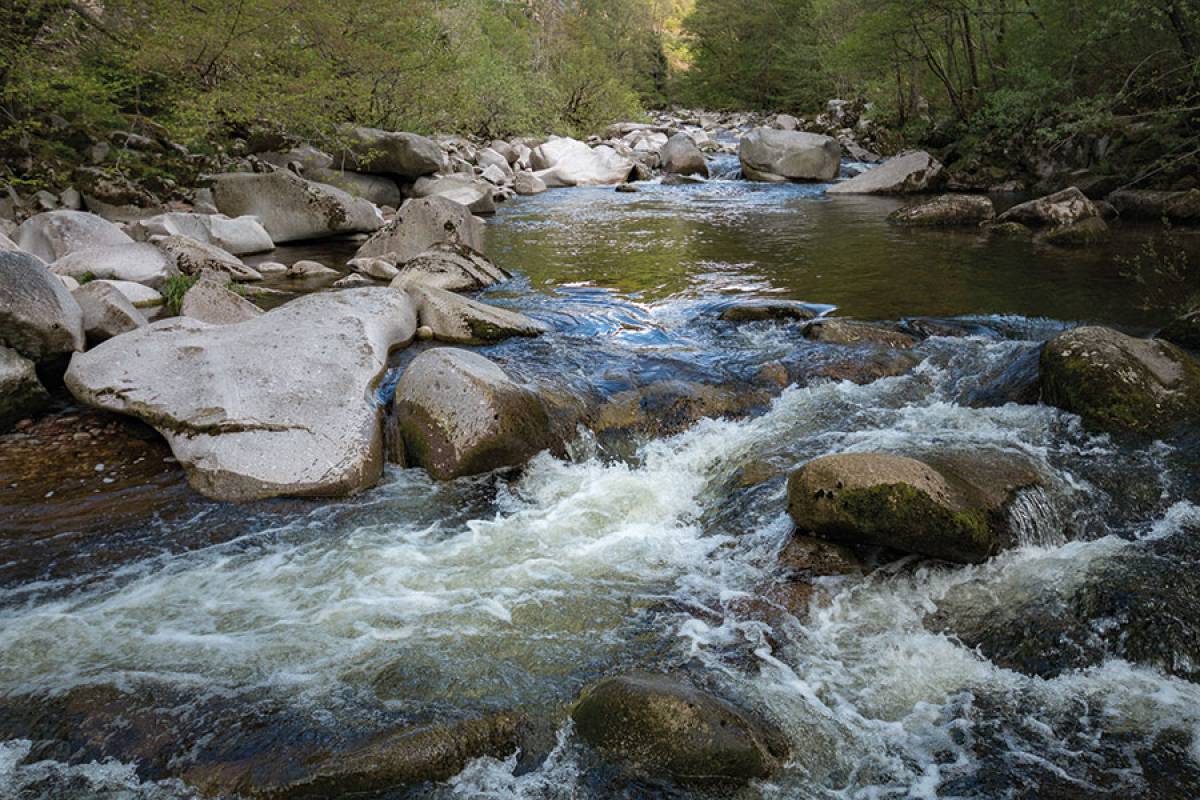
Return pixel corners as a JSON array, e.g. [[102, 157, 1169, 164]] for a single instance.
[[1040, 325, 1200, 437], [571, 672, 787, 785], [787, 451, 1041, 563]]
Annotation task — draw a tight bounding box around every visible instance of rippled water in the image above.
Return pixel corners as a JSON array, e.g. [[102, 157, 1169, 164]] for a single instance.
[[3, 164, 1200, 798]]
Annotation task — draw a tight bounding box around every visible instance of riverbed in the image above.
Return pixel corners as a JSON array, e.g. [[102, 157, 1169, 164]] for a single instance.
[[2, 162, 1200, 798]]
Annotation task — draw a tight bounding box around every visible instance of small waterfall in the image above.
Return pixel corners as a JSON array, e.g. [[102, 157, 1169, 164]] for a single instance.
[[1006, 486, 1067, 548]]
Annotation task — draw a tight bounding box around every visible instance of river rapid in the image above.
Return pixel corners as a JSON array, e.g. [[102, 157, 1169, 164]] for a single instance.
[[2, 157, 1200, 799]]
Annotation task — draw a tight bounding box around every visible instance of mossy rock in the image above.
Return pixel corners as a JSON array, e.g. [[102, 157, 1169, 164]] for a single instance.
[[988, 221, 1032, 238], [571, 672, 786, 785], [786, 452, 1039, 563], [1035, 216, 1109, 247], [1040, 326, 1200, 437]]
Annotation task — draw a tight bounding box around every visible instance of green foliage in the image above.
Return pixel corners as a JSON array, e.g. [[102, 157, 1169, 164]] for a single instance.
[[160, 275, 199, 316], [1118, 222, 1200, 315]]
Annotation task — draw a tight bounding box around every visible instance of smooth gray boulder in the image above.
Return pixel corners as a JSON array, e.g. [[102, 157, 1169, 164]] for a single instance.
[[337, 126, 445, 178], [738, 128, 841, 183], [15, 210, 133, 262], [659, 133, 708, 178], [826, 151, 943, 194], [513, 172, 547, 196], [73, 281, 147, 343], [347, 256, 400, 281], [393, 348, 556, 480], [355, 197, 484, 264], [92, 280, 163, 309], [307, 168, 403, 207], [0, 231, 18, 251], [156, 235, 262, 282], [180, 279, 263, 325], [210, 171, 382, 243], [0, 346, 50, 429], [50, 242, 180, 288], [65, 289, 418, 501], [388, 243, 509, 292], [0, 250, 85, 359], [412, 174, 496, 215], [572, 672, 785, 784], [476, 147, 514, 178], [532, 138, 635, 187], [130, 212, 274, 255], [402, 284, 546, 344]]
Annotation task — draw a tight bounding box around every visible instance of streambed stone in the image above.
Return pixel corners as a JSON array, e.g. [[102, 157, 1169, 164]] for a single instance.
[[65, 288, 417, 501], [0, 346, 49, 430], [393, 348, 556, 480], [1040, 325, 1200, 437], [389, 242, 510, 292], [180, 279, 262, 325], [738, 128, 840, 183], [355, 196, 485, 264], [826, 150, 943, 194], [50, 242, 180, 288], [0, 250, 85, 360], [572, 672, 785, 784], [210, 170, 382, 243], [15, 210, 133, 263], [130, 212, 274, 255], [888, 194, 995, 226], [996, 186, 1098, 228], [156, 235, 262, 282], [787, 452, 1041, 563], [73, 281, 147, 343], [402, 284, 546, 344], [803, 318, 917, 349]]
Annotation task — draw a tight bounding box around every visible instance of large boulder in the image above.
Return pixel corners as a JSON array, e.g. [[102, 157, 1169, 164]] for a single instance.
[[476, 147, 514, 179], [659, 133, 708, 178], [571, 672, 784, 784], [888, 194, 995, 226], [15, 210, 133, 263], [0, 250, 85, 359], [995, 186, 1098, 227], [210, 171, 383, 243], [388, 242, 509, 292], [49, 242, 180, 289], [786, 452, 1041, 563], [0, 346, 50, 429], [65, 289, 418, 501], [402, 284, 546, 344], [411, 174, 496, 215], [156, 235, 262, 282], [1108, 189, 1200, 223], [180, 279, 263, 325], [393, 348, 555, 480], [826, 150, 943, 194], [337, 126, 445, 178], [354, 197, 484, 264], [72, 281, 147, 343], [130, 212, 274, 255], [513, 171, 547, 196], [737, 128, 841, 183], [532, 138, 635, 187], [307, 168, 404, 208], [1040, 326, 1200, 437]]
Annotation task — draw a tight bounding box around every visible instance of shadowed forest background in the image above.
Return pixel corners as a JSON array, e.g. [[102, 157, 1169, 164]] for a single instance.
[[2, 0, 1197, 194]]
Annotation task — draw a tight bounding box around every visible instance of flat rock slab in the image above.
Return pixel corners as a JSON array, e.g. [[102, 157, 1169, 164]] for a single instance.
[[50, 242, 180, 289], [826, 150, 943, 194], [65, 288, 417, 501]]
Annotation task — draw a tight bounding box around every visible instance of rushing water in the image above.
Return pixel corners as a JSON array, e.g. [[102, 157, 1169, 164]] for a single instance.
[[3, 162, 1200, 799]]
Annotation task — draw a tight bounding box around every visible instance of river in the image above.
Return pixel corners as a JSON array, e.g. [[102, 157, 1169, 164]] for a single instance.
[[2, 158, 1199, 798]]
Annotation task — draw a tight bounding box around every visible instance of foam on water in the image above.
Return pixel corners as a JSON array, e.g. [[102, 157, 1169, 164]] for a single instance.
[[0, 331, 1194, 797]]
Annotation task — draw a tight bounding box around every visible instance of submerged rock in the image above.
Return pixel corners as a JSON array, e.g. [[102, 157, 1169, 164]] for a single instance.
[[996, 186, 1098, 228], [718, 300, 818, 322], [190, 712, 527, 798], [1040, 325, 1200, 437], [572, 672, 785, 784], [888, 194, 995, 226], [180, 279, 262, 325], [826, 151, 943, 194], [389, 242, 510, 292], [65, 289, 417, 501], [787, 452, 1041, 563], [1034, 216, 1109, 247], [0, 346, 50, 430], [72, 281, 147, 343], [355, 196, 485, 264], [210, 171, 382, 243], [0, 250, 85, 360], [50, 242, 180, 288], [393, 348, 556, 480], [803, 318, 917, 348], [1108, 188, 1200, 223], [588, 380, 771, 440], [14, 210, 133, 263], [738, 128, 841, 183]]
